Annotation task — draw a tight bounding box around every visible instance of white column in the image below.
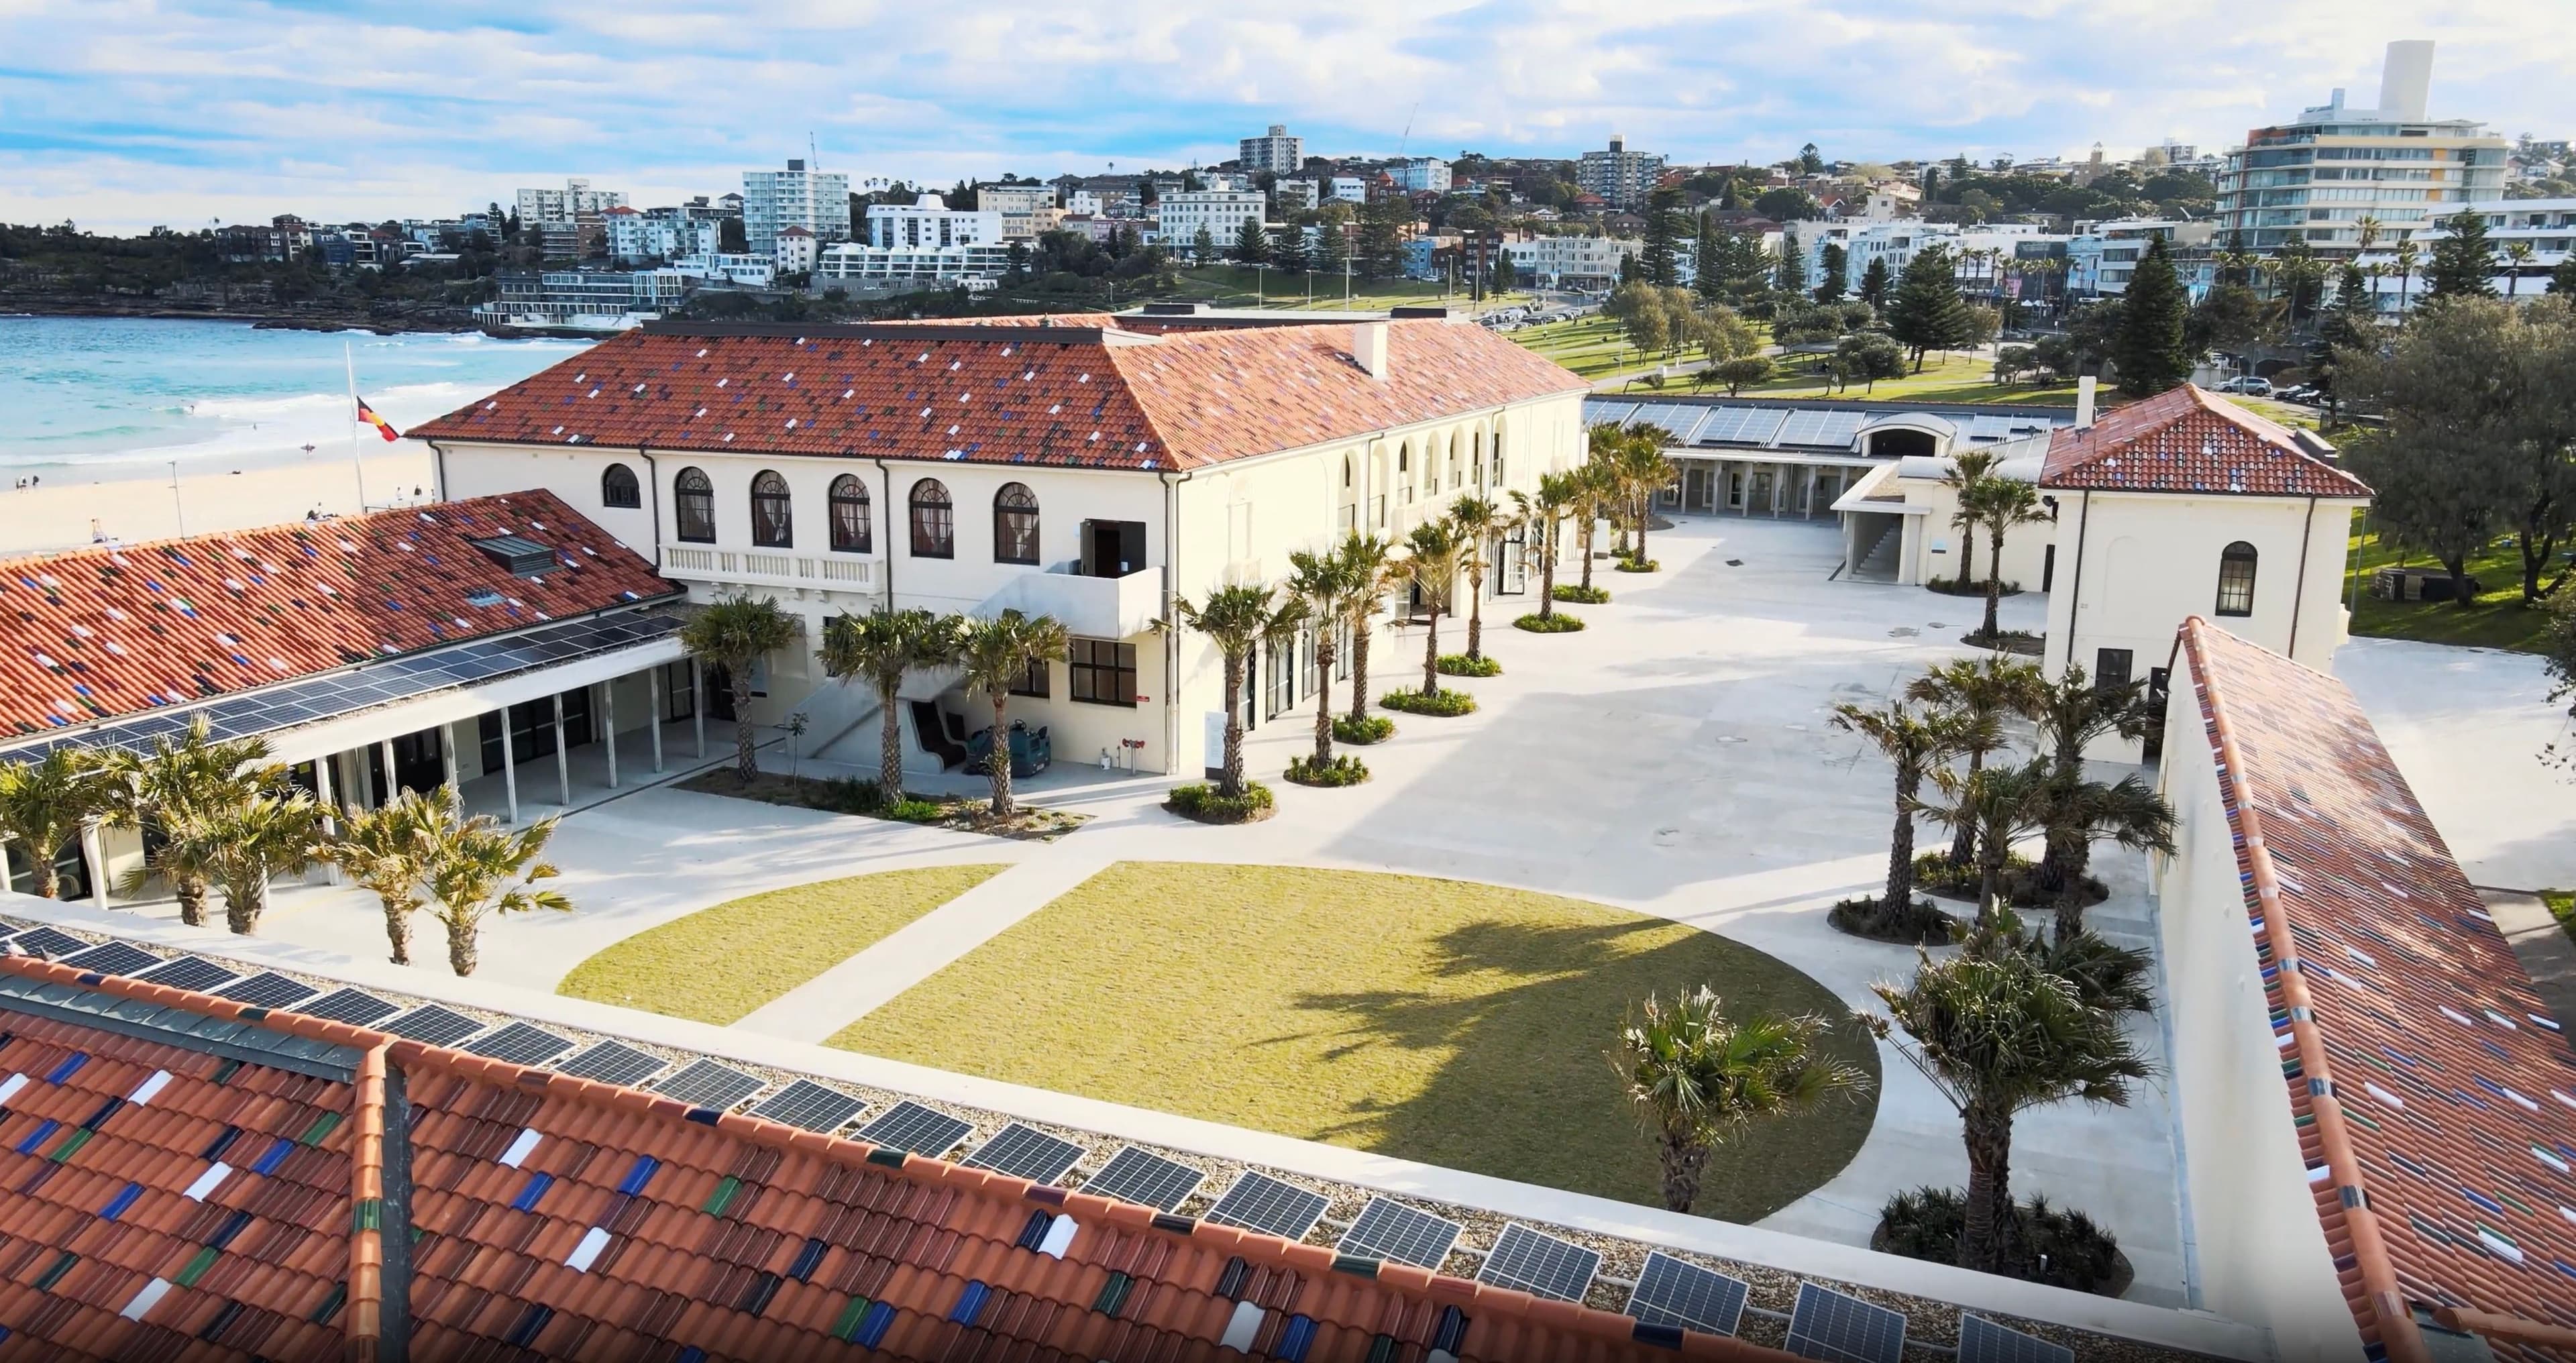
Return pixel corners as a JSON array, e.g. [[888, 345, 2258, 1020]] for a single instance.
[[648, 667, 665, 773], [552, 692, 572, 806], [441, 725, 459, 793], [692, 659, 707, 759], [310, 755, 344, 887], [602, 680, 619, 789], [81, 820, 109, 912], [380, 737, 400, 798], [500, 714, 519, 824]]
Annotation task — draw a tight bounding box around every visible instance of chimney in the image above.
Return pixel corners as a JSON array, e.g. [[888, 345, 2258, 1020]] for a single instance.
[[2379, 40, 2434, 121], [1353, 321, 1389, 381], [2076, 376, 2098, 431]]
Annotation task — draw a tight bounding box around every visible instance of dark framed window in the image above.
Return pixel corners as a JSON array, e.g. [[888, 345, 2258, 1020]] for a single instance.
[[994, 482, 1041, 565], [1069, 637, 1137, 706], [601, 462, 641, 508], [674, 467, 715, 543], [2095, 647, 2135, 692], [909, 478, 953, 558], [750, 470, 793, 547], [828, 474, 871, 552], [1010, 656, 1050, 698], [2215, 541, 2258, 616]]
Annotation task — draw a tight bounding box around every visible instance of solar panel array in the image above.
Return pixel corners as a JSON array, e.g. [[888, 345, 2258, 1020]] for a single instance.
[[1623, 404, 1712, 443], [651, 1058, 767, 1111], [750, 1079, 867, 1133], [300, 987, 401, 1026], [1587, 402, 1641, 428], [216, 972, 321, 1010], [1691, 406, 1792, 447], [1785, 1283, 1907, 1363], [1957, 1315, 2073, 1363], [3, 926, 86, 959], [962, 1124, 1087, 1185], [1775, 408, 1870, 449], [1203, 1172, 1330, 1241], [857, 1100, 973, 1157], [59, 941, 159, 976], [1625, 1252, 1750, 1337], [1079, 1147, 1205, 1211], [380, 1004, 487, 1048], [134, 956, 239, 993], [1474, 1223, 1601, 1303], [1336, 1197, 1462, 1269], [463, 1022, 576, 1067], [557, 1040, 669, 1087]]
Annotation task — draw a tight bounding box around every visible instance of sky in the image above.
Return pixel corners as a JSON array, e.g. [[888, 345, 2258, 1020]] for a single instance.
[[3, 0, 2569, 231]]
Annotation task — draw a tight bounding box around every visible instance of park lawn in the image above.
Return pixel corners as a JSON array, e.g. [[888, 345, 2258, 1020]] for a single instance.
[[2344, 527, 2557, 653], [1731, 349, 2076, 406], [556, 864, 1006, 1025], [831, 861, 1880, 1223], [1514, 315, 1640, 378]]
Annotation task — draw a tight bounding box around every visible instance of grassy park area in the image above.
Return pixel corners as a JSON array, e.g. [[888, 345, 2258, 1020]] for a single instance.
[[830, 861, 1879, 1222], [2344, 527, 2559, 653]]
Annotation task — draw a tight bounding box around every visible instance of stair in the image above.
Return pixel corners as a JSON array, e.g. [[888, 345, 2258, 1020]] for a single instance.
[[1851, 521, 1902, 582]]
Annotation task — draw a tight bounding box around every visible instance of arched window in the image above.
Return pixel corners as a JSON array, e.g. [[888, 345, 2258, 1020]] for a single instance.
[[1342, 455, 1352, 488], [994, 482, 1040, 565], [828, 475, 871, 553], [601, 462, 640, 508], [909, 478, 953, 558], [2215, 541, 2258, 616], [749, 470, 793, 547], [674, 468, 715, 543]]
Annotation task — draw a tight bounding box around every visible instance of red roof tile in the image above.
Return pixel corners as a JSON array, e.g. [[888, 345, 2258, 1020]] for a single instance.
[[2181, 618, 2576, 1363], [2042, 385, 2371, 498], [408, 318, 1587, 474], [0, 492, 678, 742], [0, 956, 1792, 1362]]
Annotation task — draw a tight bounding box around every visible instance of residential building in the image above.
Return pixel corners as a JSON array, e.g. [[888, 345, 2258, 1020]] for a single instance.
[[815, 239, 1014, 288], [1065, 188, 1102, 216], [866, 197, 1004, 249], [1576, 133, 1665, 210], [976, 182, 1057, 239], [515, 177, 625, 225], [1273, 178, 1320, 212], [2064, 218, 2218, 299], [670, 252, 776, 288], [773, 224, 818, 275], [1329, 176, 1367, 205], [1501, 233, 1640, 290], [422, 313, 1590, 781], [217, 214, 312, 263], [2216, 40, 2509, 253], [1155, 190, 1266, 254], [2355, 195, 2576, 309], [1391, 157, 1452, 195], [741, 158, 853, 252], [474, 269, 690, 328], [1238, 123, 1303, 175], [1784, 219, 2065, 298], [604, 205, 722, 265]]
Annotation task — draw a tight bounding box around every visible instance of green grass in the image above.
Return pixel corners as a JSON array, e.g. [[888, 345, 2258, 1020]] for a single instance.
[[2343, 526, 2556, 653], [2543, 890, 2575, 946], [1514, 315, 1644, 378], [557, 864, 1006, 1024], [831, 861, 1880, 1222]]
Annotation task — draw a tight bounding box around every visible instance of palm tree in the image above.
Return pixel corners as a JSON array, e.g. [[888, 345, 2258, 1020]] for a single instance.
[[1940, 450, 1999, 592], [2394, 240, 2420, 312], [1906, 657, 2042, 867], [1175, 585, 1303, 797], [1285, 550, 1360, 766], [1831, 700, 1966, 918], [953, 609, 1073, 817], [1913, 759, 2056, 930], [2504, 241, 2536, 298], [2355, 215, 2383, 256], [1615, 427, 1678, 565], [1862, 945, 2151, 1273], [816, 608, 958, 802], [678, 595, 800, 783], [0, 749, 107, 900], [1446, 495, 1509, 659], [1511, 472, 1579, 620], [1971, 476, 2050, 641], [315, 789, 439, 965], [2033, 774, 2174, 938], [1401, 519, 1466, 696], [2017, 665, 2153, 896], [420, 792, 570, 976], [1337, 533, 1396, 726], [202, 789, 325, 934], [93, 717, 276, 926], [1613, 986, 1868, 1213], [1572, 455, 1617, 592]]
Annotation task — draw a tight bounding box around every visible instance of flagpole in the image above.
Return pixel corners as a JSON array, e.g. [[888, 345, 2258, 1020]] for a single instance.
[[344, 341, 368, 512]]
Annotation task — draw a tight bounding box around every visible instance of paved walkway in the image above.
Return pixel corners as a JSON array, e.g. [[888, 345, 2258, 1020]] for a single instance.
[[2485, 887, 2576, 1025]]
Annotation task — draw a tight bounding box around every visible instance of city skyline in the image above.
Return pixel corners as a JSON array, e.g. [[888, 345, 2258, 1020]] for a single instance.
[[3, 0, 2569, 231]]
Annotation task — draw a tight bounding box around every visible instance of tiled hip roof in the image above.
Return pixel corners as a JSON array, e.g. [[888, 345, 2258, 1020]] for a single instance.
[[2041, 384, 2372, 498]]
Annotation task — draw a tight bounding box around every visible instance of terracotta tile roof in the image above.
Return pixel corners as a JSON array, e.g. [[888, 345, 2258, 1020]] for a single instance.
[[408, 318, 1587, 474], [2180, 619, 2576, 1363], [0, 492, 678, 741], [0, 955, 1792, 1362], [2041, 384, 2371, 498]]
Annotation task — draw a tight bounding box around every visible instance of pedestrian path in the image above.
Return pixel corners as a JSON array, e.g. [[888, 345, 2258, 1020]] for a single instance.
[[731, 847, 1114, 1043]]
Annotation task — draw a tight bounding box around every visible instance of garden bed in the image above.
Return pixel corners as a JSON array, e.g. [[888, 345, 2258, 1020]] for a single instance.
[[1165, 781, 1277, 824], [1828, 895, 1960, 946], [1552, 584, 1611, 604], [1437, 653, 1503, 677], [1334, 714, 1397, 745], [1873, 1187, 2134, 1297], [1381, 687, 1477, 717], [1963, 629, 2044, 656], [1613, 557, 1660, 574], [1914, 852, 2107, 911], [1925, 578, 2022, 598], [679, 770, 1088, 842], [1515, 612, 1585, 633], [1284, 754, 1371, 787]]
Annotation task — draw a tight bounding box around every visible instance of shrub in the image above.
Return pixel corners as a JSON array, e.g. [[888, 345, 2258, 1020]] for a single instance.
[[1829, 895, 1957, 946], [1964, 628, 2044, 657], [1437, 653, 1503, 677], [1284, 753, 1371, 787], [1552, 584, 1611, 604], [1927, 577, 2022, 598], [885, 798, 947, 822], [1515, 612, 1587, 633], [1381, 688, 1477, 717], [807, 776, 885, 814], [1333, 714, 1397, 745], [1613, 557, 1660, 573], [1915, 851, 2108, 910], [1874, 1187, 2131, 1296], [1165, 781, 1276, 824]]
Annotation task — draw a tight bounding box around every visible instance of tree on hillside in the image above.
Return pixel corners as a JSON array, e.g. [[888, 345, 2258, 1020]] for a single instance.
[[2307, 263, 2377, 419], [1356, 199, 1407, 279], [1694, 211, 1727, 304], [1834, 332, 1907, 393], [2110, 237, 2192, 396], [1191, 223, 1218, 264], [1858, 256, 1892, 309], [1815, 243, 1848, 303], [1233, 217, 1269, 266], [1640, 187, 1684, 286], [1886, 243, 1972, 371], [2422, 209, 2500, 302]]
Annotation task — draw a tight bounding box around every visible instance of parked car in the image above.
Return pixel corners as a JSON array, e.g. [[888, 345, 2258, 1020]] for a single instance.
[[2277, 384, 2322, 404], [2214, 376, 2273, 396]]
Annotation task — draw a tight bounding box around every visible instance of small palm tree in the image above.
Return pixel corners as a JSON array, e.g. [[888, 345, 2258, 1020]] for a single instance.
[[1613, 986, 1868, 1213], [1512, 472, 1580, 619], [1337, 533, 1396, 726], [953, 609, 1072, 816], [2504, 241, 2536, 298], [2395, 240, 2419, 311], [1862, 944, 2151, 1273], [1446, 495, 1509, 660], [1972, 478, 2050, 641], [2018, 665, 2154, 895], [1401, 519, 1466, 696], [1572, 453, 1618, 592], [816, 608, 959, 802], [1285, 550, 1359, 767], [93, 717, 277, 926], [0, 748, 109, 900], [421, 792, 570, 976], [1941, 450, 2000, 592], [2035, 774, 2174, 938], [678, 595, 800, 783], [1175, 585, 1303, 798], [314, 789, 439, 965], [1831, 700, 1966, 916], [1913, 759, 2057, 930], [1907, 657, 2043, 867], [1614, 427, 1677, 565], [203, 789, 326, 934]]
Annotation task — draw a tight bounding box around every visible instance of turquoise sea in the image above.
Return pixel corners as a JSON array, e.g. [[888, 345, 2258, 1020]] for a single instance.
[[0, 316, 594, 473]]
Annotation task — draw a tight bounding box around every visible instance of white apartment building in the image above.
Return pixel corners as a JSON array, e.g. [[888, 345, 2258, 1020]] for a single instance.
[[1273, 179, 1320, 213], [867, 197, 1004, 249], [816, 240, 1014, 288], [603, 207, 722, 266], [1330, 177, 1368, 205], [773, 225, 818, 276], [1065, 190, 1102, 216], [1784, 219, 2067, 298], [2066, 219, 2218, 299], [976, 183, 1057, 239], [672, 253, 777, 288], [1502, 234, 1640, 290], [2354, 196, 2576, 309], [1577, 134, 1665, 209], [2216, 41, 2508, 254], [474, 269, 688, 329], [515, 178, 625, 225], [741, 158, 853, 252], [1156, 190, 1267, 253], [1391, 158, 1452, 195], [1239, 124, 1303, 175]]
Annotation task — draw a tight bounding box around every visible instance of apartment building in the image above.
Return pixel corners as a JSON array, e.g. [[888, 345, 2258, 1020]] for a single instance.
[[672, 253, 776, 288], [1784, 219, 2068, 298], [603, 206, 722, 265], [1502, 234, 1641, 290], [217, 215, 313, 263], [815, 239, 1014, 288], [2065, 219, 2218, 299], [1391, 158, 1452, 194], [1576, 134, 1664, 210], [2355, 195, 2576, 307], [2216, 41, 2508, 254], [1157, 190, 1267, 252], [1273, 178, 1320, 213], [1238, 123, 1303, 175], [474, 269, 690, 328], [741, 158, 853, 252], [975, 182, 1058, 239], [866, 197, 1004, 249], [773, 225, 818, 275], [1329, 177, 1368, 205], [515, 178, 626, 225]]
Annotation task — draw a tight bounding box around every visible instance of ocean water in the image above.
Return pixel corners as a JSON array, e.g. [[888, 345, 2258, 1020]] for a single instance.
[[0, 316, 594, 474]]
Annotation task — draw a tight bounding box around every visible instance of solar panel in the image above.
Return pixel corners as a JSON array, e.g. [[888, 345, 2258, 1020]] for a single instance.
[[1957, 1315, 2073, 1363], [216, 971, 320, 1010], [379, 1004, 486, 1047], [1079, 1146, 1204, 1211], [1586, 401, 1641, 427], [462, 1022, 574, 1067], [135, 956, 241, 993], [749, 1079, 867, 1132], [2, 926, 87, 959], [297, 987, 400, 1026], [1625, 1252, 1750, 1336], [856, 1100, 971, 1157], [1692, 406, 1789, 447], [1203, 1172, 1329, 1242], [58, 941, 161, 976], [1625, 404, 1709, 444], [555, 1040, 668, 1087], [1784, 1283, 1907, 1363], [651, 1058, 766, 1111], [1774, 408, 1868, 449], [1474, 1223, 1600, 1303], [1337, 1197, 1462, 1269], [962, 1123, 1086, 1185]]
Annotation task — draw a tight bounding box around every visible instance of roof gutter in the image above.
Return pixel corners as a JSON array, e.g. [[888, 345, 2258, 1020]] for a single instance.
[[423, 439, 449, 504], [872, 459, 896, 606], [2287, 494, 2316, 659], [638, 445, 663, 567]]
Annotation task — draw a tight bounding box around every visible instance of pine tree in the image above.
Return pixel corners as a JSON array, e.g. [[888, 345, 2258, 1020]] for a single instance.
[[2307, 262, 2376, 418], [1191, 224, 1218, 264], [2422, 209, 2500, 301], [1234, 217, 1269, 265], [2551, 253, 2576, 296], [1815, 243, 1848, 303], [1694, 211, 1725, 303], [1885, 243, 1972, 372], [1311, 212, 1348, 281], [1772, 243, 1803, 294], [1272, 221, 1307, 275], [2110, 237, 2192, 396], [1858, 256, 1892, 309], [1640, 187, 1682, 286]]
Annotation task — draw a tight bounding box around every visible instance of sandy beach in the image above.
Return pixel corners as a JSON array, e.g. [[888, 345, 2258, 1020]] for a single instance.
[[0, 447, 442, 555]]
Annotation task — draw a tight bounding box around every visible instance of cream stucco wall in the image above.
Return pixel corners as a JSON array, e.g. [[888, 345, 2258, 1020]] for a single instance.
[[1887, 472, 2053, 591]]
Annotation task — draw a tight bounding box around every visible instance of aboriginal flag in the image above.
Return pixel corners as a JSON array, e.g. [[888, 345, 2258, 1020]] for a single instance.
[[356, 396, 400, 441]]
